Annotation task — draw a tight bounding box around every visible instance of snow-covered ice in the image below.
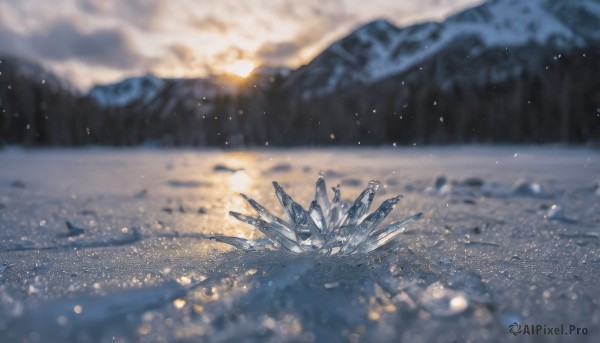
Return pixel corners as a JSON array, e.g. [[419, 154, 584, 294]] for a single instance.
[[0, 146, 598, 342]]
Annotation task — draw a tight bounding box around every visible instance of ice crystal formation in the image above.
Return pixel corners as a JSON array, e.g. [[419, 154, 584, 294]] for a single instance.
[[223, 177, 423, 255]]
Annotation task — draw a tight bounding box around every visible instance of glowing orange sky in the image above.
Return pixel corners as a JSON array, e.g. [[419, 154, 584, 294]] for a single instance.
[[0, 0, 481, 89]]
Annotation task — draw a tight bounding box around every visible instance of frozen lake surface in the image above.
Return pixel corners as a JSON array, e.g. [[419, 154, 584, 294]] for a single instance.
[[0, 146, 599, 342]]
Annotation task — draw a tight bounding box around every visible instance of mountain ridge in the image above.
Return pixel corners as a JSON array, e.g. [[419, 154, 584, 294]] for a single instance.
[[1, 0, 600, 146], [286, 0, 600, 99]]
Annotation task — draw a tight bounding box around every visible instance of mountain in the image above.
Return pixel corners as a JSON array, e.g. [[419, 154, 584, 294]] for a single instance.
[[89, 76, 166, 108], [270, 0, 600, 145], [1, 0, 600, 146], [0, 55, 100, 146], [287, 0, 600, 99]]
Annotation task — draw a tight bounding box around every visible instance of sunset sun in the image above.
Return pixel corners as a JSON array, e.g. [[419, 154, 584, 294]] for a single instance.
[[225, 60, 255, 78]]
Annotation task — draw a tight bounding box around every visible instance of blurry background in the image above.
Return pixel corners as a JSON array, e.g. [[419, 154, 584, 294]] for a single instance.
[[1, 0, 599, 146]]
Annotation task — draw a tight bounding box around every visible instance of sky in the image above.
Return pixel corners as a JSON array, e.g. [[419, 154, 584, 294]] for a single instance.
[[0, 0, 481, 90]]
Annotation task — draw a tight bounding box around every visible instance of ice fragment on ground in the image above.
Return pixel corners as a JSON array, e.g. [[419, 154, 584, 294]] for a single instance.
[[65, 221, 85, 237], [424, 175, 451, 195], [226, 177, 422, 255], [545, 204, 577, 223], [167, 180, 206, 188], [323, 282, 340, 289], [460, 177, 484, 188], [513, 180, 549, 198], [267, 163, 292, 173], [213, 164, 242, 173], [420, 282, 470, 317]]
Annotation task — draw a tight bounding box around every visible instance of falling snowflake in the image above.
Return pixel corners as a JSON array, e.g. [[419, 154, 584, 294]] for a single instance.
[[216, 176, 422, 255]]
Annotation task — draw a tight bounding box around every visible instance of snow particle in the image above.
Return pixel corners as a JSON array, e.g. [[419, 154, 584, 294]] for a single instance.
[[73, 305, 83, 314], [392, 142, 397, 147], [57, 316, 68, 326], [324, 282, 339, 289], [138, 323, 151, 335], [330, 133, 336, 140], [265, 141, 269, 146], [439, 117, 444, 123], [450, 295, 468, 312], [39, 220, 46, 227], [433, 101, 437, 106], [173, 299, 186, 309]]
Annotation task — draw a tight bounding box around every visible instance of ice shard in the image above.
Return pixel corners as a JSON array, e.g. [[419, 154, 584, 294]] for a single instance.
[[227, 177, 422, 255]]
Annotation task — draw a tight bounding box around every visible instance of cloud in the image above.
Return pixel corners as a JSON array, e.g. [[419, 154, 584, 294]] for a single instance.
[[256, 42, 301, 64], [0, 26, 18, 55], [77, 0, 165, 30], [28, 22, 141, 69], [168, 44, 194, 62], [189, 15, 230, 33], [252, 0, 358, 66]]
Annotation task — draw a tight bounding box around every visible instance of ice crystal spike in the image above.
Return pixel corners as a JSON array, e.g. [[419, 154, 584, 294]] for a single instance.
[[224, 177, 423, 255]]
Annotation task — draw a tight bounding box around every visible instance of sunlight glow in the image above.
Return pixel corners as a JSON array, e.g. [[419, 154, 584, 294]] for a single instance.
[[225, 60, 255, 78]]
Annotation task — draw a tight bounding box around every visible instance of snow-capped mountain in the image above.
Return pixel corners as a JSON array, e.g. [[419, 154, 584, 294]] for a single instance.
[[0, 55, 97, 146], [2, 0, 599, 147], [87, 76, 231, 124], [287, 0, 600, 99], [0, 55, 75, 94], [89, 76, 166, 108]]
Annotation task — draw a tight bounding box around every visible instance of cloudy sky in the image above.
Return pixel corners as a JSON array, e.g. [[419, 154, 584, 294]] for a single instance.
[[0, 0, 480, 89]]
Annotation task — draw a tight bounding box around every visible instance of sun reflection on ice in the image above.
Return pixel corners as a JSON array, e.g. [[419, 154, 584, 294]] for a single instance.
[[228, 170, 251, 193], [217, 152, 258, 238]]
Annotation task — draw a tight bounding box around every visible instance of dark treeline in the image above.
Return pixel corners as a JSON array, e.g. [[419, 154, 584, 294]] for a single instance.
[[1, 47, 599, 147]]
